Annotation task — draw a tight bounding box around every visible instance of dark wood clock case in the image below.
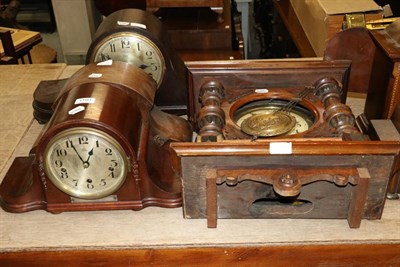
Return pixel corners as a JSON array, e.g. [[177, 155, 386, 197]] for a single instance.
[[86, 9, 188, 115], [34, 9, 189, 124], [0, 62, 192, 213], [170, 60, 400, 228]]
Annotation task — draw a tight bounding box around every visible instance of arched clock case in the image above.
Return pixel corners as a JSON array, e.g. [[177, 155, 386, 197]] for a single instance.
[[171, 60, 400, 228], [86, 8, 188, 115], [32, 9, 188, 126], [0, 62, 192, 213]]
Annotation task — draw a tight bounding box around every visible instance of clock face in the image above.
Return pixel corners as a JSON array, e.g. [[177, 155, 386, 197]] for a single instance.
[[43, 127, 128, 200], [233, 99, 315, 136], [91, 32, 165, 86]]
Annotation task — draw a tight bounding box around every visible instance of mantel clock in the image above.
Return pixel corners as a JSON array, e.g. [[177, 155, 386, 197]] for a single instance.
[[86, 8, 188, 114], [0, 61, 192, 213]]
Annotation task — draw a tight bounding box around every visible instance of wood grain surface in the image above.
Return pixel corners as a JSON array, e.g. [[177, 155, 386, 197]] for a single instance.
[[1, 244, 400, 267]]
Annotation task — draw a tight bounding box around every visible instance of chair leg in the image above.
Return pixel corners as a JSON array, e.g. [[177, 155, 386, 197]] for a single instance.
[[0, 30, 18, 64]]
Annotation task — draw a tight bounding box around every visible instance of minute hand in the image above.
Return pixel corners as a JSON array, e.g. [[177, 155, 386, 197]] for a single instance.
[[69, 139, 85, 164]]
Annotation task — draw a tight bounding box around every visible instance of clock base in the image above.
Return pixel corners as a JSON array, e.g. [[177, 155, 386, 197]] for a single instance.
[[171, 140, 399, 228]]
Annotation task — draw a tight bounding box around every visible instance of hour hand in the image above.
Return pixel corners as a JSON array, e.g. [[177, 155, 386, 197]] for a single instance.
[[83, 148, 94, 169], [138, 64, 149, 70]]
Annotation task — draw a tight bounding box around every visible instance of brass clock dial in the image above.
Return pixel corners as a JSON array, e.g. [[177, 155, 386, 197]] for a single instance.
[[234, 99, 315, 136], [240, 112, 296, 137], [90, 32, 165, 86], [44, 127, 128, 200]]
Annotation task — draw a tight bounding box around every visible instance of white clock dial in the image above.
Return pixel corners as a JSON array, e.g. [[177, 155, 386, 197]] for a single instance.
[[93, 32, 165, 86]]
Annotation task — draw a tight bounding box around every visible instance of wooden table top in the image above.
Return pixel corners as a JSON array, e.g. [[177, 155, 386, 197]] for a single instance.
[[0, 27, 42, 58], [0, 64, 399, 266]]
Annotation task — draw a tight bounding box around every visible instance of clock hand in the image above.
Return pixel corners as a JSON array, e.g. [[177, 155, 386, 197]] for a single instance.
[[82, 148, 94, 169], [86, 148, 94, 162], [138, 64, 149, 70], [69, 139, 85, 164]]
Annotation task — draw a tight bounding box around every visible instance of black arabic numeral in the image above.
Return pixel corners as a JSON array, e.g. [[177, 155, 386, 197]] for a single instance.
[[110, 43, 116, 52], [145, 50, 153, 59], [111, 159, 118, 167], [150, 63, 158, 71], [54, 160, 63, 168], [65, 140, 73, 148], [56, 149, 67, 157], [121, 39, 130, 49], [79, 136, 89, 145], [60, 168, 68, 179], [100, 53, 111, 61], [105, 148, 113, 156]]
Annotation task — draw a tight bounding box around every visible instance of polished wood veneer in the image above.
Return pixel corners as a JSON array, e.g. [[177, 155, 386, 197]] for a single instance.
[[1, 244, 400, 267]]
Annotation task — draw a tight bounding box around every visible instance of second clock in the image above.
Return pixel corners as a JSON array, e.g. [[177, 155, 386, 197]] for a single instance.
[[86, 9, 188, 114]]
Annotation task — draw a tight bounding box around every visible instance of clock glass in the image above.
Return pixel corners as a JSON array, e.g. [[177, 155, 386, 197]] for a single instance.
[[233, 99, 315, 136], [92, 32, 165, 86], [43, 127, 128, 200]]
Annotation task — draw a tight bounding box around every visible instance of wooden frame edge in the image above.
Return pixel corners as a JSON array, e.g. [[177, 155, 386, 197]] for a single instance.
[[1, 243, 399, 266]]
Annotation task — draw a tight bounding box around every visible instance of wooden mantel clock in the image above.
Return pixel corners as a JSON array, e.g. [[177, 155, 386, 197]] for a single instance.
[[0, 61, 192, 213], [86, 8, 188, 115], [170, 60, 400, 228]]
